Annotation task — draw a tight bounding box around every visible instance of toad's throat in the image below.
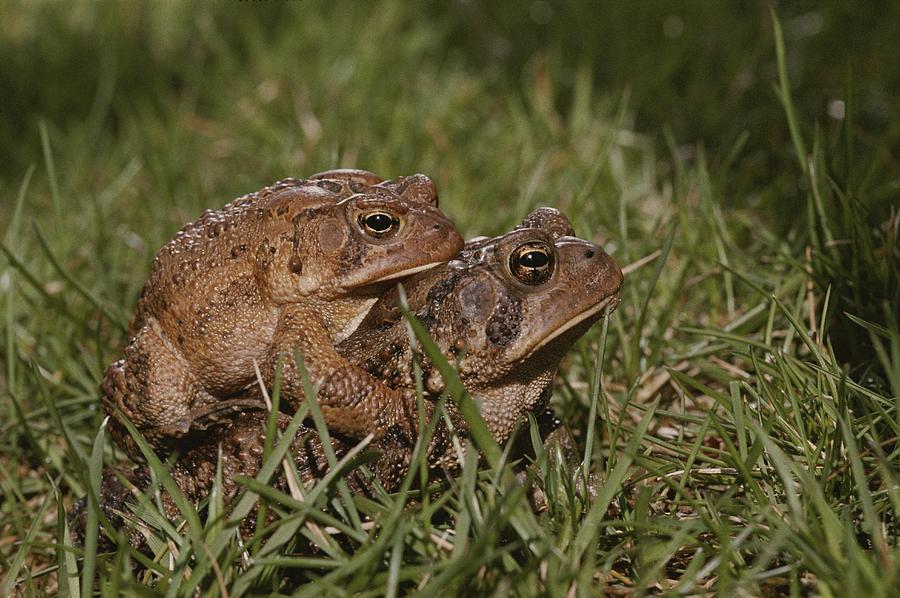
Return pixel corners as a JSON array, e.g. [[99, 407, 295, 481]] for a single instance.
[[334, 297, 379, 343], [524, 295, 619, 359]]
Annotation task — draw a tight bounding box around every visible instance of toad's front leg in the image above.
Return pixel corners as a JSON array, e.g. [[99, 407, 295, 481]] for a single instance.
[[261, 303, 420, 439]]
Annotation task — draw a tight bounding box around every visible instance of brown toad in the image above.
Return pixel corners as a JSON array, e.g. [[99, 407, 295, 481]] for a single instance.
[[102, 169, 464, 459], [332, 205, 624, 485], [89, 208, 623, 523]]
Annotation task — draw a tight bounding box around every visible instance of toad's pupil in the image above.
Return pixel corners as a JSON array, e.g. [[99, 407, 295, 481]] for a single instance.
[[520, 250, 549, 269], [366, 213, 393, 231]]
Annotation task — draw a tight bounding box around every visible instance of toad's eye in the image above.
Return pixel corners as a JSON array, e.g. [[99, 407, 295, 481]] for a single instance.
[[509, 242, 554, 285], [359, 212, 400, 238]]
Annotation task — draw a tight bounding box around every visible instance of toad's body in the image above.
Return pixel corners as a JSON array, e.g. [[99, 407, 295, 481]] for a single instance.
[[156, 208, 623, 497], [78, 208, 624, 545], [102, 170, 464, 456]]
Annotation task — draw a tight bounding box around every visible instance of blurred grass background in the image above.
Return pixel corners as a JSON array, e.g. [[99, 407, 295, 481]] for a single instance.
[[1, 0, 898, 595], [4, 1, 900, 202]]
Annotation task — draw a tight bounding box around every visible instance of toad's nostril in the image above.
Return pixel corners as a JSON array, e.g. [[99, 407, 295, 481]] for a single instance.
[[584, 249, 595, 259]]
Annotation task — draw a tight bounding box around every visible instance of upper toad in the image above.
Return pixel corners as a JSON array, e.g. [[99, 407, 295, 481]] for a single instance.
[[102, 169, 464, 459]]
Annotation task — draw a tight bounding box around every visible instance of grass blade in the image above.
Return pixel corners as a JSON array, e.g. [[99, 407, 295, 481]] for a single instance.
[[573, 399, 658, 560], [78, 417, 108, 598], [0, 491, 52, 597]]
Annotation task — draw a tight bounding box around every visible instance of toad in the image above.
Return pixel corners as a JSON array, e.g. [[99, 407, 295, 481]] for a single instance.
[[93, 208, 623, 520], [101, 169, 464, 459]]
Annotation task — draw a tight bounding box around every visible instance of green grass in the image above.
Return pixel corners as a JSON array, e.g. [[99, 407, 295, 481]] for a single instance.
[[1, 1, 898, 595]]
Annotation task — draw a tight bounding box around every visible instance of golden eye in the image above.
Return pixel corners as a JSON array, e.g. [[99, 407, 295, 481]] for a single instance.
[[509, 242, 554, 284], [358, 212, 400, 238]]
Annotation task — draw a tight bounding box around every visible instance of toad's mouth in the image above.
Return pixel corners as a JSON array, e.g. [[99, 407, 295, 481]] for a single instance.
[[368, 261, 446, 284], [523, 294, 620, 359]]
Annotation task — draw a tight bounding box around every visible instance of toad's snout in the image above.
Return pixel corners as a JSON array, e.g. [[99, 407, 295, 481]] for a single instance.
[[415, 209, 465, 256], [559, 238, 624, 299], [584, 242, 624, 296]]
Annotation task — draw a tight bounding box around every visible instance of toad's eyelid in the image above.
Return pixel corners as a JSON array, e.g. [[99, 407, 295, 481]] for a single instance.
[[514, 242, 552, 257]]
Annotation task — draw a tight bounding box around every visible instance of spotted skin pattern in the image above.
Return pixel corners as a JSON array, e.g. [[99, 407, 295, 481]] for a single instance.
[[75, 208, 624, 547], [101, 170, 464, 460]]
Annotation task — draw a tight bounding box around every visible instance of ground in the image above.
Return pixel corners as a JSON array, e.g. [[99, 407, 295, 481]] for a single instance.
[[1, 1, 898, 595]]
